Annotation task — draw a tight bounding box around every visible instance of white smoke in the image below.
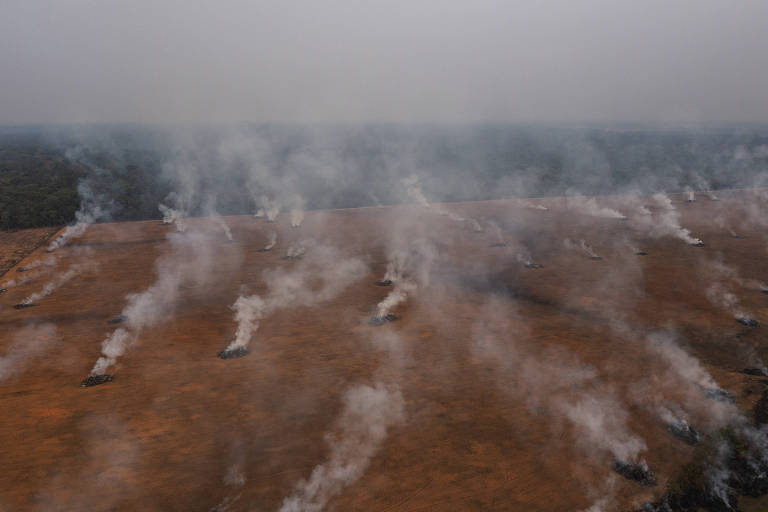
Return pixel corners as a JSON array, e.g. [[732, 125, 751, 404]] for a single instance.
[[375, 281, 415, 319], [564, 238, 599, 258], [225, 245, 367, 352], [20, 261, 94, 305], [90, 229, 216, 374], [487, 220, 504, 244], [264, 231, 278, 251], [0, 323, 57, 383], [210, 212, 234, 241], [158, 195, 187, 232], [524, 201, 549, 211], [402, 174, 430, 207], [558, 392, 647, 463], [47, 182, 107, 251], [646, 193, 703, 245], [566, 194, 627, 220], [278, 383, 405, 512], [290, 207, 305, 228]]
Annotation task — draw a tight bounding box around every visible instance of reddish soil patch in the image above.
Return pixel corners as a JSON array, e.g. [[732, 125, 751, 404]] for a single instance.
[[1, 194, 767, 511]]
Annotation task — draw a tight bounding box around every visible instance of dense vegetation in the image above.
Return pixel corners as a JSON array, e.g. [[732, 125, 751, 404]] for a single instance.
[[1, 123, 768, 230]]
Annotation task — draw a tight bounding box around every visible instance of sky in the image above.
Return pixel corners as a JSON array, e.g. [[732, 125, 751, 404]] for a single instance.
[[1, 0, 767, 124]]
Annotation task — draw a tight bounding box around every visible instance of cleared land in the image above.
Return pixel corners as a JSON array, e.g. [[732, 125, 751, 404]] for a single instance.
[[0, 193, 767, 511]]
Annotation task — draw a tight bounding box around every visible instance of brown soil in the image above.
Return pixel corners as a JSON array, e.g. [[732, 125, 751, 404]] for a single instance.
[[1, 193, 767, 511]]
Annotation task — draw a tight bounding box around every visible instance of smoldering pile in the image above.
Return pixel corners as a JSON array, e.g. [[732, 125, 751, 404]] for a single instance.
[[0, 288, 7, 294], [737, 317, 759, 327], [257, 232, 278, 252], [13, 302, 35, 309], [80, 374, 114, 387], [368, 314, 397, 326], [742, 367, 768, 377], [108, 315, 126, 324], [375, 279, 393, 286], [218, 346, 250, 359], [705, 387, 735, 403], [563, 238, 602, 260], [612, 460, 657, 486], [666, 419, 701, 446]]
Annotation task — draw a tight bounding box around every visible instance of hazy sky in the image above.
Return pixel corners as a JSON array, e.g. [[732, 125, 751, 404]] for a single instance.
[[1, 0, 767, 124]]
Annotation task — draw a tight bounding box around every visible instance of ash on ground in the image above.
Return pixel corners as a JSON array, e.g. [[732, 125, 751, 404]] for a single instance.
[[612, 460, 657, 486], [369, 314, 397, 326], [218, 346, 250, 359], [80, 374, 114, 387]]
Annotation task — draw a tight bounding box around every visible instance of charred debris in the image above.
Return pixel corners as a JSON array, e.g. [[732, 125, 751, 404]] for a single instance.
[[80, 374, 114, 387]]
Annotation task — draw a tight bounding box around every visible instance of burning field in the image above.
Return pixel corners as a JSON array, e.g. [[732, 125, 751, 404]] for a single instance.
[[2, 191, 768, 511]]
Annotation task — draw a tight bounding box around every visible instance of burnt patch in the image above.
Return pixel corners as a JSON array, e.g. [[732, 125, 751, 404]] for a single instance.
[[613, 460, 657, 486], [369, 314, 397, 326], [80, 374, 114, 387]]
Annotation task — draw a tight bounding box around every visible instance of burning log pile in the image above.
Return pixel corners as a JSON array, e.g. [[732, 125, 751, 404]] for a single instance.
[[742, 367, 768, 377], [13, 303, 35, 309], [524, 262, 543, 269], [218, 346, 250, 359], [375, 279, 393, 286], [0, 288, 7, 294], [108, 315, 126, 324], [590, 256, 603, 261], [612, 460, 657, 486], [16, 266, 30, 272], [80, 374, 114, 387], [369, 314, 397, 326], [635, 251, 648, 256], [256, 247, 273, 253], [489, 242, 507, 248], [737, 317, 759, 327], [666, 420, 701, 446], [691, 241, 705, 247]]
